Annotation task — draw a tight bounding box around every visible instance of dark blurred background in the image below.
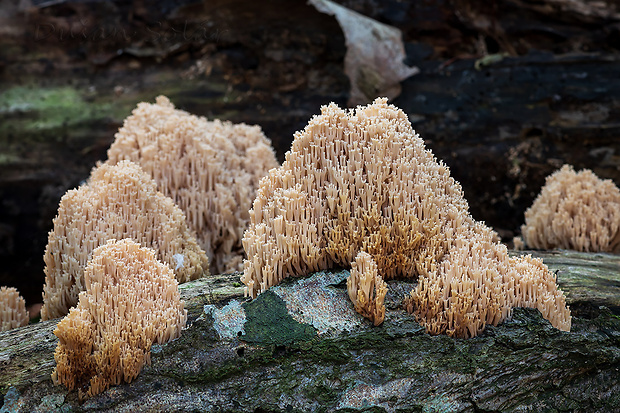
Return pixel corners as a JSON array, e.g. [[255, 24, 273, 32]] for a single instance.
[[1, 0, 619, 308]]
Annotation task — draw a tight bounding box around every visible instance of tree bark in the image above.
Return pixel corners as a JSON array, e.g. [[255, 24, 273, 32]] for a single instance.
[[1, 251, 618, 412]]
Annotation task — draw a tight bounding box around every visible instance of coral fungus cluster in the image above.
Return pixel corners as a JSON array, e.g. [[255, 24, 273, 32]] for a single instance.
[[0, 286, 29, 331], [52, 239, 187, 399], [41, 160, 208, 320], [36, 94, 580, 401], [42, 95, 279, 399], [242, 98, 571, 337], [407, 229, 570, 337], [107, 96, 278, 274], [520, 164, 620, 253]]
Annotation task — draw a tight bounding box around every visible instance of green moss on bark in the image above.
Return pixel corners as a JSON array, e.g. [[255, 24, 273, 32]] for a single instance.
[[242, 290, 317, 346]]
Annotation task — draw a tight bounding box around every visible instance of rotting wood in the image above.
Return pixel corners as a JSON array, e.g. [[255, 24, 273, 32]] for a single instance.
[[1, 251, 618, 412]]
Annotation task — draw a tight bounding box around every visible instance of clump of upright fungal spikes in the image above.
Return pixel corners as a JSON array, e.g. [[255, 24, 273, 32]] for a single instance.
[[242, 98, 571, 337], [107, 96, 278, 274], [0, 286, 29, 331], [52, 239, 187, 399], [41, 160, 208, 320], [520, 164, 620, 253], [347, 251, 388, 326]]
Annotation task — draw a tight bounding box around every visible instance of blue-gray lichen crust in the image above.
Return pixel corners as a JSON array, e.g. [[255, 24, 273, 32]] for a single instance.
[[204, 271, 371, 344]]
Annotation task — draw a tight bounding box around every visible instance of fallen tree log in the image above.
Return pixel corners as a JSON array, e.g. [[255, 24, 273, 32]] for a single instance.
[[1, 250, 618, 412]]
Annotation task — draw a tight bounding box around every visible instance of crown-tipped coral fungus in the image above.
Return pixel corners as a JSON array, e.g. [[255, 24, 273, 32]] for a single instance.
[[242, 98, 570, 337], [52, 239, 187, 399], [107, 96, 278, 274], [520, 164, 620, 253], [41, 160, 208, 320], [0, 286, 29, 331]]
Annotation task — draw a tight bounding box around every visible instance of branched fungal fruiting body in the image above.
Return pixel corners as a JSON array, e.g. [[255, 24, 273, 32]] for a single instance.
[[242, 98, 570, 338]]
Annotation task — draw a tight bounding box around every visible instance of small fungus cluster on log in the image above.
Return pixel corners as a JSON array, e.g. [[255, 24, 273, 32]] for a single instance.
[[38, 96, 278, 397], [519, 164, 620, 253], [41, 160, 208, 321], [52, 239, 187, 399], [0, 287, 29, 332]]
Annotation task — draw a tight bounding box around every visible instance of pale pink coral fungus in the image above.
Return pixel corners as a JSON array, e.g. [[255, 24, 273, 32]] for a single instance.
[[242, 98, 571, 338], [521, 164, 620, 252]]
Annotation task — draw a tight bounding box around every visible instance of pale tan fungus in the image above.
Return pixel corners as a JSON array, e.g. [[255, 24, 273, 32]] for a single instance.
[[521, 164, 620, 252], [406, 227, 571, 338], [242, 98, 571, 337], [107, 96, 278, 274], [347, 251, 387, 325], [52, 238, 187, 399], [0, 286, 29, 331], [41, 160, 208, 320], [512, 236, 525, 251]]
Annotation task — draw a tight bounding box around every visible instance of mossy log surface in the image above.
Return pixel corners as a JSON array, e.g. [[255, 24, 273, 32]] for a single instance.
[[1, 250, 619, 412]]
